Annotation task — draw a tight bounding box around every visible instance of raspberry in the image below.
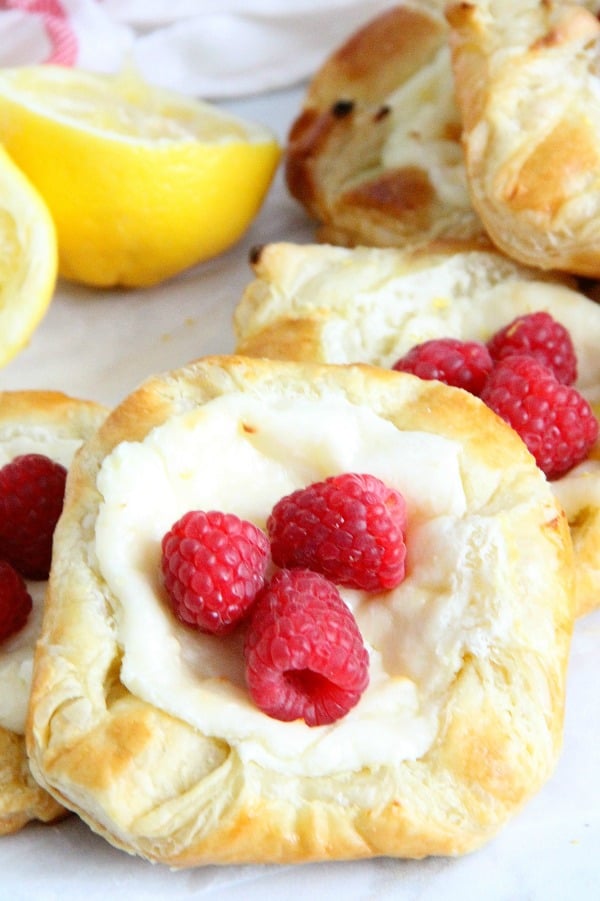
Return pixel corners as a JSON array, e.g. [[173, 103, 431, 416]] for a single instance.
[[487, 311, 577, 385], [392, 337, 493, 395], [0, 560, 33, 644], [0, 453, 67, 580], [267, 473, 407, 591], [161, 510, 270, 635], [244, 568, 369, 726], [480, 355, 598, 479]]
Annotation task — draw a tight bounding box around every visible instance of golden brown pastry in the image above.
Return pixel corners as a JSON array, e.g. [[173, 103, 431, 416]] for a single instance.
[[234, 241, 600, 617], [0, 390, 107, 835], [28, 356, 573, 865], [447, 0, 600, 276], [285, 3, 489, 250]]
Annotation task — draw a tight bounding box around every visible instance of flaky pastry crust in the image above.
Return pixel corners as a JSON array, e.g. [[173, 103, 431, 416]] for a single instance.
[[0, 390, 107, 836], [285, 3, 489, 250], [447, 0, 600, 275], [28, 356, 573, 866], [234, 241, 600, 616]]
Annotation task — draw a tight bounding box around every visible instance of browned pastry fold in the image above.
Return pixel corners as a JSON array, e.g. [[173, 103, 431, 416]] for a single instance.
[[0, 390, 107, 835], [28, 356, 573, 865], [447, 0, 600, 276], [286, 3, 490, 249], [0, 729, 64, 835]]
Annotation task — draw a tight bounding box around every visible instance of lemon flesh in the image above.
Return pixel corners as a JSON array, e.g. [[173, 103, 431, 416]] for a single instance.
[[0, 67, 281, 288], [0, 144, 57, 367]]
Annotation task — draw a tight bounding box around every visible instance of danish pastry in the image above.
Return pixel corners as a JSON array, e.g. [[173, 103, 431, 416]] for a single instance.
[[234, 241, 600, 617], [28, 356, 573, 865], [0, 390, 106, 835], [285, 3, 489, 250], [447, 0, 600, 275]]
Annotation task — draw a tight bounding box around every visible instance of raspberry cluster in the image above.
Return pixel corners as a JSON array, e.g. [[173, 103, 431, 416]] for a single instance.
[[487, 311, 577, 385], [267, 472, 407, 591], [0, 453, 67, 644], [481, 355, 598, 479], [393, 337, 493, 395], [0, 560, 32, 645], [244, 569, 370, 727], [160, 472, 408, 726], [391, 311, 598, 479], [161, 510, 270, 636]]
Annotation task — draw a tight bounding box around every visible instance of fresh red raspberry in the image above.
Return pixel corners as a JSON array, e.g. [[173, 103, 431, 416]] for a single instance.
[[487, 311, 577, 385], [267, 473, 407, 592], [244, 568, 369, 726], [161, 510, 270, 635], [0, 560, 33, 644], [392, 337, 493, 395], [0, 454, 67, 580], [480, 355, 598, 479]]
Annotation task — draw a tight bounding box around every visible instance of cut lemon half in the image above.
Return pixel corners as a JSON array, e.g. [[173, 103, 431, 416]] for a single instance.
[[0, 144, 57, 368], [0, 66, 281, 288]]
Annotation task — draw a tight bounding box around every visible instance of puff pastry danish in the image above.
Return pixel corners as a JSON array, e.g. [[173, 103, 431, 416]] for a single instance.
[[28, 356, 573, 865], [285, 3, 489, 250], [0, 390, 106, 835], [234, 241, 600, 617], [447, 0, 600, 275]]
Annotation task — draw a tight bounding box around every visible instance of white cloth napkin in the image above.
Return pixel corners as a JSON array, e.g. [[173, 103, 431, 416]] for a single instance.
[[0, 0, 397, 97]]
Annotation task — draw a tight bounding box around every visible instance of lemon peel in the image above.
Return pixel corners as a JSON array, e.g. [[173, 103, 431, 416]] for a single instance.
[[0, 144, 57, 368], [0, 66, 281, 288]]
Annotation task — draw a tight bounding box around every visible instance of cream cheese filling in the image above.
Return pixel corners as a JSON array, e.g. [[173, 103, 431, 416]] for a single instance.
[[95, 393, 513, 777], [384, 46, 470, 211], [0, 430, 82, 734]]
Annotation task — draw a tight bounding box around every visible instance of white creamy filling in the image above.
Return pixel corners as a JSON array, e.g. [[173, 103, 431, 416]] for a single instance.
[[552, 458, 600, 519], [95, 394, 511, 776], [383, 46, 470, 210], [0, 431, 82, 734]]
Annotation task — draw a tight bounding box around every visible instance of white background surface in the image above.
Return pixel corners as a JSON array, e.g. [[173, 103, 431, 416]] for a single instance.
[[0, 84, 599, 900]]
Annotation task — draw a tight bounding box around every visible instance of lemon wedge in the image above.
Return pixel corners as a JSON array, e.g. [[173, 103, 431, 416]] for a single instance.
[[0, 66, 281, 288], [0, 144, 57, 368]]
